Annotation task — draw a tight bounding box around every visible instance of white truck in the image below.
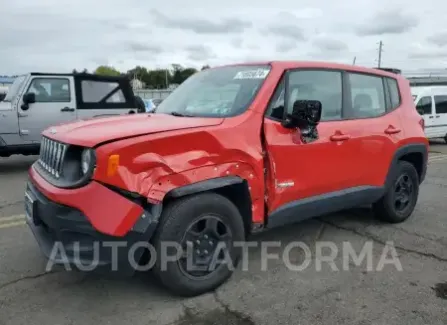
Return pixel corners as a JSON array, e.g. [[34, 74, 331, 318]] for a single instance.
[[0, 72, 146, 157], [412, 85, 447, 142]]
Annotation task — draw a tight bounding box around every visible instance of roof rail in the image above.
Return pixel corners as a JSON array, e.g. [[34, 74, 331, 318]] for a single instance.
[[374, 67, 402, 74]]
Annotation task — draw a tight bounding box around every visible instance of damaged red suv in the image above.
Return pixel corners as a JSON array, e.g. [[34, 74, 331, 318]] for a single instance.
[[25, 61, 428, 297]]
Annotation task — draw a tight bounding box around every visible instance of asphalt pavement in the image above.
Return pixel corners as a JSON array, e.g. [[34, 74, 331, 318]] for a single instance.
[[0, 143, 447, 325]]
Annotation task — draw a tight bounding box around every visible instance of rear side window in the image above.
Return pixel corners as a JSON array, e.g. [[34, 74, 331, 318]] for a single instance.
[[386, 78, 401, 109], [81, 80, 120, 103], [348, 73, 386, 118], [434, 95, 447, 114], [416, 96, 432, 115]]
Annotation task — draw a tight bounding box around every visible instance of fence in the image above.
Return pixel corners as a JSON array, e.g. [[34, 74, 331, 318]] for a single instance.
[[134, 89, 173, 100]]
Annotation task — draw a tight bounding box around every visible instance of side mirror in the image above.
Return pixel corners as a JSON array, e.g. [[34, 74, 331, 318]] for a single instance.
[[282, 100, 322, 129], [21, 92, 36, 111], [23, 92, 36, 104]]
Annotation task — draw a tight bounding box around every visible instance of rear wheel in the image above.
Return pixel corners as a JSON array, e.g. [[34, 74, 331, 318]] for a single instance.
[[373, 161, 419, 223], [151, 192, 245, 297]]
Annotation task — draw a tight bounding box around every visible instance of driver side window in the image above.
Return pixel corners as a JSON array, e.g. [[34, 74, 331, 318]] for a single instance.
[[27, 78, 71, 103], [265, 70, 343, 121], [288, 70, 342, 120]]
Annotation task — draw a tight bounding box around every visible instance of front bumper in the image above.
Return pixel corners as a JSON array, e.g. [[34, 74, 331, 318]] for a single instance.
[[25, 178, 161, 275]]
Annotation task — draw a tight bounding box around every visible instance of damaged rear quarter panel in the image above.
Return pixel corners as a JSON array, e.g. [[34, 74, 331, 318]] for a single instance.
[[92, 117, 266, 223]]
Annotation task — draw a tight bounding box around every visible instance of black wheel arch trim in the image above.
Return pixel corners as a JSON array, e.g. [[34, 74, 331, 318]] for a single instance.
[[385, 143, 428, 187], [164, 176, 245, 199]]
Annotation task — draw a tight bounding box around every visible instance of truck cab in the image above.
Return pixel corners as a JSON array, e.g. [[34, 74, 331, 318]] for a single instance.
[[0, 72, 145, 157]]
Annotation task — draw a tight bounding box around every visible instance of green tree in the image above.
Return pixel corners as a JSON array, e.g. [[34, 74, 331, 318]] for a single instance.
[[147, 69, 171, 89], [201, 65, 210, 70], [170, 64, 197, 85], [126, 66, 149, 83], [94, 65, 120, 76]]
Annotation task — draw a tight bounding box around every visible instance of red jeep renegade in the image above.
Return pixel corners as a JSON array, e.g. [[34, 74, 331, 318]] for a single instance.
[[25, 61, 428, 297]]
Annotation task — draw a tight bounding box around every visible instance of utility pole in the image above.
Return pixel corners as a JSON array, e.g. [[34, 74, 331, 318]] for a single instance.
[[377, 41, 383, 68], [352, 56, 356, 65], [165, 69, 169, 88]]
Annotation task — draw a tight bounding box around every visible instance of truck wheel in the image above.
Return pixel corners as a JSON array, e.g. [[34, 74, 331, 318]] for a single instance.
[[373, 161, 419, 223], [151, 192, 245, 297]]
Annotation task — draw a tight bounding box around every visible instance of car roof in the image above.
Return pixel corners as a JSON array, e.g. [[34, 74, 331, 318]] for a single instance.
[[213, 61, 404, 79], [29, 72, 130, 82]]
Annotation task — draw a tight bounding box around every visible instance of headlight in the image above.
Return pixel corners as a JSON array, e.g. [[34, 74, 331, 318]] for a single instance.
[[81, 148, 95, 175]]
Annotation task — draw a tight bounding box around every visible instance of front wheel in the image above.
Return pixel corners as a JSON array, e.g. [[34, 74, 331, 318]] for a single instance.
[[373, 161, 419, 223], [151, 192, 245, 297]]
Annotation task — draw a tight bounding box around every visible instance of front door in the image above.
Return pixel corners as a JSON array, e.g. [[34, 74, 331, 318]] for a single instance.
[[263, 69, 363, 217], [18, 77, 76, 142]]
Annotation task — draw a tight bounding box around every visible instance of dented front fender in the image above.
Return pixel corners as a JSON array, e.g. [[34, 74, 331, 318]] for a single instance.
[[92, 126, 266, 223]]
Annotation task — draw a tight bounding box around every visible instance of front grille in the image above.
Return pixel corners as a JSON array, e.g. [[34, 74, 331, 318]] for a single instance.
[[38, 137, 68, 179]]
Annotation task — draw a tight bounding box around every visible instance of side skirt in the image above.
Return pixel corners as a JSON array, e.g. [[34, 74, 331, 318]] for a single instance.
[[265, 186, 385, 229]]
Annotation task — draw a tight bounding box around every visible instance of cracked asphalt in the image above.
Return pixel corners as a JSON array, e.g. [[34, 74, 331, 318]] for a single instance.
[[1, 142, 447, 325]]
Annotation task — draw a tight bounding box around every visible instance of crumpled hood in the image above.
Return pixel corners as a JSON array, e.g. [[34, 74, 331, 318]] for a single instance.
[[42, 113, 224, 147]]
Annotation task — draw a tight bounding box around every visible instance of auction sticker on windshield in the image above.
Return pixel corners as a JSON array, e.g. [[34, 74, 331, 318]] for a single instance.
[[233, 69, 270, 79]]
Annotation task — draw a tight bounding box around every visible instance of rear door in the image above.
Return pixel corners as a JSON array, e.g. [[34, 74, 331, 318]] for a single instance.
[[75, 75, 137, 120], [18, 76, 76, 142], [341, 72, 405, 188], [433, 94, 447, 138]]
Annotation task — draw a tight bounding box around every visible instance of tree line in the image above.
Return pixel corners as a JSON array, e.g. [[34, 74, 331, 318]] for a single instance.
[[73, 64, 211, 89]]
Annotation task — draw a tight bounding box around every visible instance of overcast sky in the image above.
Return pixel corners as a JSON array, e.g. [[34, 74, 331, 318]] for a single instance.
[[1, 0, 447, 74]]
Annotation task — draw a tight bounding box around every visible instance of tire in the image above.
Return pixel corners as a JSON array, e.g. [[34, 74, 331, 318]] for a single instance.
[[373, 161, 419, 223], [151, 192, 245, 297]]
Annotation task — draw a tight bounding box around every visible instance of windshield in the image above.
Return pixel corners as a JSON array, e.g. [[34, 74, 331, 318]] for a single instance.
[[3, 75, 27, 102], [155, 65, 271, 117]]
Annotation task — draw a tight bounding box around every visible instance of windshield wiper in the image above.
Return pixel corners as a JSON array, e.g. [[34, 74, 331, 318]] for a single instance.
[[168, 112, 194, 117]]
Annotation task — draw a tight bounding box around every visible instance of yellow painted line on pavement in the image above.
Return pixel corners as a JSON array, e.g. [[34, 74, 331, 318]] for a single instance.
[[0, 214, 26, 230], [0, 220, 26, 229]]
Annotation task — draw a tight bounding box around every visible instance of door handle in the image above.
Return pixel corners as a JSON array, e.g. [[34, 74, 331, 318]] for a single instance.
[[330, 134, 350, 141], [436, 115, 440, 118], [61, 107, 75, 112], [384, 125, 401, 134], [429, 116, 434, 118]]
